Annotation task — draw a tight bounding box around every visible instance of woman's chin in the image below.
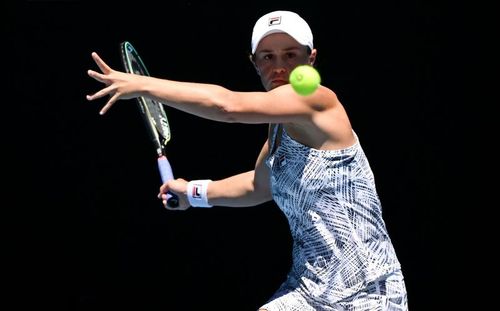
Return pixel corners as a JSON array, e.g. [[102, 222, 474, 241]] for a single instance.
[[269, 81, 288, 90]]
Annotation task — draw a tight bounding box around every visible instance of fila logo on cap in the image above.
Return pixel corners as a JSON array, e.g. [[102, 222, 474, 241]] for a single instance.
[[268, 16, 282, 26], [251, 10, 314, 54]]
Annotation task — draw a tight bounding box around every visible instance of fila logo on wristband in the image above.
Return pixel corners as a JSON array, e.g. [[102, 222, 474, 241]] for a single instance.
[[187, 180, 212, 208], [191, 184, 202, 198]]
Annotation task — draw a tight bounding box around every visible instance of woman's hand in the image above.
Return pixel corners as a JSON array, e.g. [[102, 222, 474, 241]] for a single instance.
[[158, 178, 191, 211], [86, 52, 145, 115]]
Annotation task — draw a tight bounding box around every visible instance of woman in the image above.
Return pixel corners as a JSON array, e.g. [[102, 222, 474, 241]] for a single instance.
[[87, 10, 408, 311]]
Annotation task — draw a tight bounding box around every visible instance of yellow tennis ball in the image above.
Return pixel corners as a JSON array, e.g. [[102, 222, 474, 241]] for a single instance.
[[289, 65, 321, 96]]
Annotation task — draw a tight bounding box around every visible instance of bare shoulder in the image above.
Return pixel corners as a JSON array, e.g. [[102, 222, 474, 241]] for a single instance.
[[268, 84, 339, 111], [284, 85, 355, 150], [310, 85, 341, 110]]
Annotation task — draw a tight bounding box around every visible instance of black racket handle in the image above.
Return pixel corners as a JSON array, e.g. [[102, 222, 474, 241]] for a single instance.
[[167, 195, 179, 208]]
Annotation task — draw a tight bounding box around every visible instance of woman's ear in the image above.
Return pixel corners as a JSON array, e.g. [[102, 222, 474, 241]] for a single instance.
[[309, 48, 318, 65], [249, 54, 261, 75]]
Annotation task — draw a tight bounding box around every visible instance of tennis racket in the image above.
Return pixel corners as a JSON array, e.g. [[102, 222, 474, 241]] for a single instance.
[[120, 41, 179, 207]]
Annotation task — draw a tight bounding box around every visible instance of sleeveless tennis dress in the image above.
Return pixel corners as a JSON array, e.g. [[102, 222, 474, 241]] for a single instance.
[[260, 126, 408, 311]]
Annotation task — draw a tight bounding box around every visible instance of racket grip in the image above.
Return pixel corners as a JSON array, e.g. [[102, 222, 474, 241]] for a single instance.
[[157, 155, 179, 208]]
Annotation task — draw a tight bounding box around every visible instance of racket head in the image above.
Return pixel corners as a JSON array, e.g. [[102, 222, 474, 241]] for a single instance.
[[119, 41, 179, 207], [120, 41, 171, 154]]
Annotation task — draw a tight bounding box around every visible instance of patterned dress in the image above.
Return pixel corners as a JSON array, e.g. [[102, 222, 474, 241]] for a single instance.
[[260, 126, 408, 311]]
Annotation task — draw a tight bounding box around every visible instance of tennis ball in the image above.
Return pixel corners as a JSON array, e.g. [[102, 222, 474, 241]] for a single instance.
[[289, 65, 321, 96]]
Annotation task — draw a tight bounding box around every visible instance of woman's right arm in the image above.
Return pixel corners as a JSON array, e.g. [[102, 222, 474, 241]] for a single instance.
[[205, 138, 272, 207], [159, 139, 272, 209]]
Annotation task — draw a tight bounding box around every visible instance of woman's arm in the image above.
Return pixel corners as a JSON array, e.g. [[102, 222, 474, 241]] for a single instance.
[[86, 52, 333, 125], [208, 138, 272, 207], [159, 139, 272, 209]]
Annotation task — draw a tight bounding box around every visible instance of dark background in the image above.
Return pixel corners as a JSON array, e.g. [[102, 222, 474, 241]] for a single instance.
[[4, 0, 479, 310]]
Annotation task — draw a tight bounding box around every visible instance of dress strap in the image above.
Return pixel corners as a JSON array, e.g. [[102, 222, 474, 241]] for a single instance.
[[269, 123, 283, 157]]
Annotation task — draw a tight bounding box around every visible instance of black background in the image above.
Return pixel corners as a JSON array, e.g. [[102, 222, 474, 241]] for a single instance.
[[4, 0, 480, 310]]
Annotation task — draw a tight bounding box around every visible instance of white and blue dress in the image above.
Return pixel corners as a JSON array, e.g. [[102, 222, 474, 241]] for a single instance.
[[260, 125, 408, 311]]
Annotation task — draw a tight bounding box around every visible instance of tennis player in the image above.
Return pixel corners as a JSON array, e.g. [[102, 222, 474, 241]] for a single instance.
[[87, 10, 408, 311]]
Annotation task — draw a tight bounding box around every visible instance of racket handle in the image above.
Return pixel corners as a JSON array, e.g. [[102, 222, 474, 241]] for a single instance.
[[157, 155, 179, 208]]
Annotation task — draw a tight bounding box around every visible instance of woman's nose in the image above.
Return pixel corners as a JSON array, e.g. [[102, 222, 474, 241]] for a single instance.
[[273, 67, 286, 74]]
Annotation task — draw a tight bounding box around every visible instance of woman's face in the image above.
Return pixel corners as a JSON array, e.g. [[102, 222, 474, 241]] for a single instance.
[[253, 33, 315, 91]]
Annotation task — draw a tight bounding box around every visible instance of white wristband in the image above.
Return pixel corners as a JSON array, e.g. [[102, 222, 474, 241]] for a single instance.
[[187, 180, 213, 208]]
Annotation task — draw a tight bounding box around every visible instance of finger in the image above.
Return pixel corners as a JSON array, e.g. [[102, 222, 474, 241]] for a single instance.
[[99, 92, 121, 115], [159, 183, 170, 195], [91, 52, 113, 74], [87, 69, 109, 84], [86, 84, 115, 101]]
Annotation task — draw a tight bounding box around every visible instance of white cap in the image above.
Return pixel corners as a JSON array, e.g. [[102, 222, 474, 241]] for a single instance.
[[251, 10, 313, 54]]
